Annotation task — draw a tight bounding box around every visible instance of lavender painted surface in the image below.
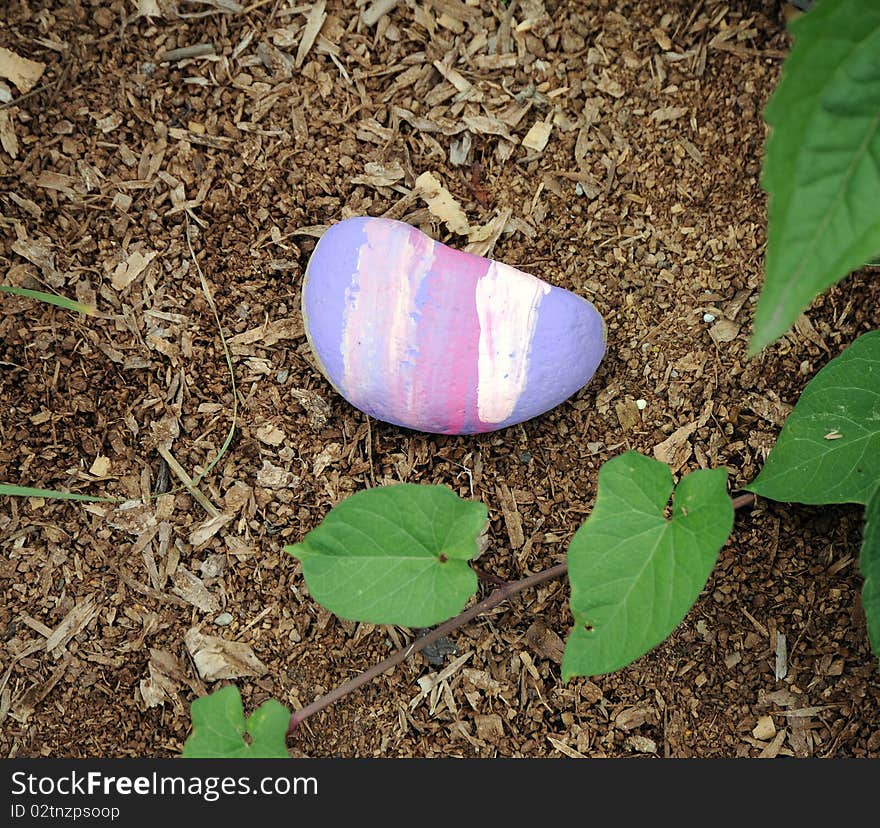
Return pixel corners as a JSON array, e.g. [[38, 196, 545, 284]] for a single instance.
[[302, 217, 606, 435]]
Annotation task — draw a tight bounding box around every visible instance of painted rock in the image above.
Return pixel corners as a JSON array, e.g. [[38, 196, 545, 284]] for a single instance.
[[301, 216, 606, 435]]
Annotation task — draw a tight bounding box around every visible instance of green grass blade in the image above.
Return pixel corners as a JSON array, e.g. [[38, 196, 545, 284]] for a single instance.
[[0, 284, 96, 315]]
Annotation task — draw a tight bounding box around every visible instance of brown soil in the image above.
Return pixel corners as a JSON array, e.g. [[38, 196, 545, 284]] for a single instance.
[[1, 0, 878, 759]]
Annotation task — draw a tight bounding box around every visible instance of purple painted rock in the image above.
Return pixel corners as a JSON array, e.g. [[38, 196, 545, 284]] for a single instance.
[[301, 216, 606, 435]]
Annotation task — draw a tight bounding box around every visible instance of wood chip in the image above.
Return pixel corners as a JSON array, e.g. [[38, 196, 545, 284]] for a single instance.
[[189, 512, 234, 548], [548, 735, 587, 758], [140, 649, 186, 711], [414, 170, 470, 235], [615, 705, 652, 730], [295, 1, 327, 69], [524, 619, 565, 664], [496, 483, 524, 549], [746, 392, 793, 428], [465, 207, 512, 257], [0, 110, 19, 158], [111, 249, 157, 291], [758, 728, 787, 758], [709, 318, 740, 344], [653, 421, 697, 469], [753, 715, 776, 741], [475, 713, 504, 740], [775, 632, 788, 680], [172, 566, 219, 613], [361, 0, 400, 27], [626, 735, 658, 753], [522, 120, 553, 152], [0, 47, 46, 94], [45, 596, 100, 654], [651, 106, 689, 123]]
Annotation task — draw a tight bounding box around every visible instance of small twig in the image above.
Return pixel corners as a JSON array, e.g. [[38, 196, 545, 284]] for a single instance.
[[156, 444, 220, 518], [286, 491, 759, 735], [731, 492, 757, 510], [287, 564, 566, 733], [471, 565, 509, 587], [157, 43, 215, 62], [0, 60, 70, 111]]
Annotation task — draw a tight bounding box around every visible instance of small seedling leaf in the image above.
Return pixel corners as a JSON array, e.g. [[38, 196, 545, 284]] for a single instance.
[[562, 452, 733, 679], [747, 330, 880, 504], [285, 483, 487, 627], [751, 0, 880, 353], [861, 485, 880, 665], [182, 684, 290, 758]]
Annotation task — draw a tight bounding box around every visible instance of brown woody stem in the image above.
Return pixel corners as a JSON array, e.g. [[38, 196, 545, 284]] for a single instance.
[[287, 491, 758, 735]]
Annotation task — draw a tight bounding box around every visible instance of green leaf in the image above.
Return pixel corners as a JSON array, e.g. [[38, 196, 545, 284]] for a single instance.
[[751, 0, 880, 353], [862, 485, 880, 666], [284, 483, 487, 627], [747, 330, 880, 504], [0, 284, 96, 315], [562, 452, 733, 679], [181, 685, 290, 758]]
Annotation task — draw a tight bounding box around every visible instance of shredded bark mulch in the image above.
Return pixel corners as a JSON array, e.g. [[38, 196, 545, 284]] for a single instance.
[[1, 0, 878, 758]]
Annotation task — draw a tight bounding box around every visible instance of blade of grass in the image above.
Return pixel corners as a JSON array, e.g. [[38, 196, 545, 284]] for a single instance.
[[0, 285, 96, 315], [0, 484, 116, 502], [1, 218, 237, 511], [183, 217, 238, 492]]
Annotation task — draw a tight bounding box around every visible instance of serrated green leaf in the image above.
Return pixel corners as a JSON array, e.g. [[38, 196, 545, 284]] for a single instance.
[[182, 685, 290, 758], [284, 483, 487, 627], [562, 452, 733, 679], [751, 0, 880, 353], [862, 484, 880, 666], [747, 330, 880, 504]]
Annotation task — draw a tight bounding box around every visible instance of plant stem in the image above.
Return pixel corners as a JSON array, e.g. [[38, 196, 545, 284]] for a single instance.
[[287, 563, 566, 733], [287, 491, 758, 735]]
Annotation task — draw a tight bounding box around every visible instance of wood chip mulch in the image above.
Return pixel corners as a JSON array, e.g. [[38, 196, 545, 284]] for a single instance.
[[1, 0, 878, 758]]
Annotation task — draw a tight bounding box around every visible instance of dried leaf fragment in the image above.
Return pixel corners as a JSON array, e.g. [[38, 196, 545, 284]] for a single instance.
[[172, 567, 219, 613], [189, 512, 234, 548], [184, 628, 268, 681]]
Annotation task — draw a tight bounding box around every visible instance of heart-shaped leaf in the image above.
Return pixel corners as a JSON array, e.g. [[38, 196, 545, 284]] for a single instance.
[[285, 483, 487, 627], [747, 330, 880, 505], [182, 684, 290, 758], [563, 452, 733, 679]]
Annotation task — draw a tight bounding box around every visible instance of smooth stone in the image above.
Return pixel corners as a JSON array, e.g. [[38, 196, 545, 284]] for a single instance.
[[301, 216, 606, 435]]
